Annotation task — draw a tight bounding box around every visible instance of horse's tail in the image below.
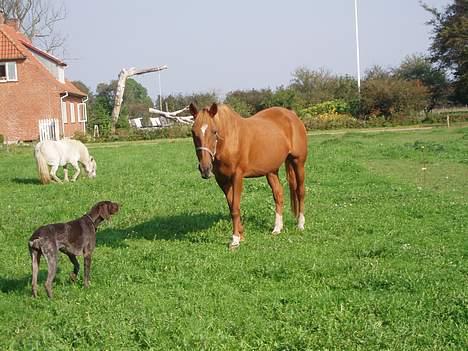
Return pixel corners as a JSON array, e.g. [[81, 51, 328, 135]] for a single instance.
[[285, 157, 299, 218], [34, 143, 51, 184]]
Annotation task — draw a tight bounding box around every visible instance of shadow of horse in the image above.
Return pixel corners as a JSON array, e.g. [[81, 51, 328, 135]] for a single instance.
[[11, 177, 41, 185], [97, 212, 224, 248]]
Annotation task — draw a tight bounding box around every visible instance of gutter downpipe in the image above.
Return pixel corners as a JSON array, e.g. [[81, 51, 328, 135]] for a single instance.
[[82, 95, 89, 133], [60, 91, 69, 138]]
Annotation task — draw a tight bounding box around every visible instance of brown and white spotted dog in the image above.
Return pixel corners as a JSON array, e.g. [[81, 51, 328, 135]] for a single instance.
[[28, 201, 120, 298]]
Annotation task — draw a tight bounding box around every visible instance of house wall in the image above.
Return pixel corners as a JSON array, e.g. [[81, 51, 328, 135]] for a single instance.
[[62, 95, 86, 137], [0, 59, 85, 142]]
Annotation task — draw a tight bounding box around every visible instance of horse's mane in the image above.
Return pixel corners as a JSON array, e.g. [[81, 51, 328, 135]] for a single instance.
[[214, 104, 243, 135]]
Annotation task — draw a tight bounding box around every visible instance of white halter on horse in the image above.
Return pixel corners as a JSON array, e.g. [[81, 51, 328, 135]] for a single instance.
[[34, 139, 97, 184]]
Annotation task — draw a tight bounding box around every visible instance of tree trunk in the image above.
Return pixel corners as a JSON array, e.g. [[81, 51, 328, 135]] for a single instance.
[[110, 65, 167, 134]]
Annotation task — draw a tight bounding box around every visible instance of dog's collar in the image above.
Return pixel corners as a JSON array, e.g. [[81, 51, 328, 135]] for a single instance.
[[84, 214, 97, 230]]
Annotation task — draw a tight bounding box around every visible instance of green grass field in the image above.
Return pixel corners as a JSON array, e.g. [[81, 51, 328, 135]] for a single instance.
[[0, 127, 466, 350]]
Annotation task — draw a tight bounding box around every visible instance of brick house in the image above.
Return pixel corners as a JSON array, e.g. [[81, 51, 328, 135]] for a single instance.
[[0, 13, 87, 143]]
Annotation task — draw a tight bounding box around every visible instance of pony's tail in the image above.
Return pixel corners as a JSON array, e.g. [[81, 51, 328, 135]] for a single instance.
[[286, 157, 299, 218], [34, 144, 51, 184]]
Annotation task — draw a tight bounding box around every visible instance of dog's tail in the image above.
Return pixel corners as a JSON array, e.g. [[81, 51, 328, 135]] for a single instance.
[[34, 143, 51, 184]]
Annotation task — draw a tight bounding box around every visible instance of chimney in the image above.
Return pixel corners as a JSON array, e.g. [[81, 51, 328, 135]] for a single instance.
[[0, 10, 5, 25]]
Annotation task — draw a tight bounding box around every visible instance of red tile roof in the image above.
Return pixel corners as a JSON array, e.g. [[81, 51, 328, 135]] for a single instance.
[[0, 29, 26, 60], [0, 23, 86, 97]]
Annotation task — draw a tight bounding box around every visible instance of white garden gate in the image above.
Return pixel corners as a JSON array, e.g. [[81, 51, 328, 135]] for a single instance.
[[38, 118, 60, 141]]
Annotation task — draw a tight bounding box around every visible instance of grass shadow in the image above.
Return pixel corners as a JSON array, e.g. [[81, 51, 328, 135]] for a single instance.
[[97, 212, 224, 248], [0, 272, 49, 294], [11, 177, 41, 185]]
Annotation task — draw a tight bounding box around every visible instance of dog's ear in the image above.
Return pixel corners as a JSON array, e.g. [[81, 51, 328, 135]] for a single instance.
[[99, 202, 112, 220]]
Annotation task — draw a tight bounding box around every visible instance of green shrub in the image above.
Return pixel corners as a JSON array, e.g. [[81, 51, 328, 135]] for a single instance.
[[0, 134, 4, 144], [299, 99, 351, 118], [301, 112, 362, 130]]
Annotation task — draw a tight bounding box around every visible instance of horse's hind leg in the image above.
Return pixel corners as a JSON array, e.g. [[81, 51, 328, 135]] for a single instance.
[[63, 166, 69, 182], [266, 171, 284, 234], [50, 165, 62, 183], [71, 161, 80, 182], [291, 158, 306, 230]]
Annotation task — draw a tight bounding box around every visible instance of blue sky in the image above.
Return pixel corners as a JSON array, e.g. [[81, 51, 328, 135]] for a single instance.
[[58, 0, 451, 100]]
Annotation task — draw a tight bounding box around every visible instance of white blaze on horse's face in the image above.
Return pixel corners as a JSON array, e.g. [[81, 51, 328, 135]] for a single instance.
[[200, 124, 208, 136]]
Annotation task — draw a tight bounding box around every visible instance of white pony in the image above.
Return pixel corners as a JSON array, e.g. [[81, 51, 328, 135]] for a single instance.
[[34, 139, 97, 184]]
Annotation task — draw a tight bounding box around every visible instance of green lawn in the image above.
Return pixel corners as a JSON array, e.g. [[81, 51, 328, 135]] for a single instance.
[[0, 127, 466, 350]]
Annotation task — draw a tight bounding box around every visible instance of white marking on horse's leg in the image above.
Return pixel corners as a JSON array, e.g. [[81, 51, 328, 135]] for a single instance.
[[229, 234, 241, 249], [50, 165, 62, 183], [272, 212, 283, 234], [298, 213, 305, 230], [200, 124, 208, 136], [71, 162, 80, 182]]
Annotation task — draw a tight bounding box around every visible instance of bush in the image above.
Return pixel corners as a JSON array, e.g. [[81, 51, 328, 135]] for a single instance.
[[0, 134, 4, 144], [301, 112, 362, 130], [360, 78, 429, 117], [299, 99, 351, 117]]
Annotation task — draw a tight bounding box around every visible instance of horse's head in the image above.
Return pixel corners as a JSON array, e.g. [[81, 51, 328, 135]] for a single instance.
[[189, 102, 219, 179], [85, 156, 97, 178]]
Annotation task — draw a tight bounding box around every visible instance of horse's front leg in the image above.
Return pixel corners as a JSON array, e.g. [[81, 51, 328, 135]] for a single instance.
[[70, 161, 80, 182], [229, 174, 244, 250], [216, 175, 245, 246]]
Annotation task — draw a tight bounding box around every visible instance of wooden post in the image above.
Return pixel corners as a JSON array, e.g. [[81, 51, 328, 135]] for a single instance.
[[446, 115, 450, 128], [110, 65, 168, 134]]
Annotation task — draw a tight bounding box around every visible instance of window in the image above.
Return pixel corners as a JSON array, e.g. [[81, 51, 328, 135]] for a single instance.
[[77, 103, 87, 122], [61, 101, 68, 123], [0, 62, 18, 82], [70, 103, 75, 123]]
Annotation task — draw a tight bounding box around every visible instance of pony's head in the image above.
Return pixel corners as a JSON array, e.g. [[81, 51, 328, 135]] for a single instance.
[[85, 156, 97, 178], [189, 102, 219, 179]]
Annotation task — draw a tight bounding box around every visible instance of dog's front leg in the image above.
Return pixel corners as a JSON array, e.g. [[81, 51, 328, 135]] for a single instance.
[[83, 253, 92, 288], [64, 252, 80, 282]]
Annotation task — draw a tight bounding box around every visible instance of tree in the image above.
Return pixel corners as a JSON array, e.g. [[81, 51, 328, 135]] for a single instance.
[[423, 0, 468, 104], [0, 0, 66, 54], [360, 78, 429, 117], [394, 54, 450, 109], [224, 89, 272, 116], [290, 67, 336, 105]]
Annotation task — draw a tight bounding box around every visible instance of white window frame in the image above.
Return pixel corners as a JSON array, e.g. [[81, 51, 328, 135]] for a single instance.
[[77, 103, 87, 122], [70, 103, 75, 123], [0, 62, 18, 82], [61, 101, 68, 123]]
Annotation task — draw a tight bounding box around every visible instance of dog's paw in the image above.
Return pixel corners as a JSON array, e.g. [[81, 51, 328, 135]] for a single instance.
[[69, 272, 77, 283]]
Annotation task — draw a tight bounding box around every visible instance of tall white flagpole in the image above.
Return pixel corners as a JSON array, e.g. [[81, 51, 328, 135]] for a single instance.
[[354, 0, 361, 95]]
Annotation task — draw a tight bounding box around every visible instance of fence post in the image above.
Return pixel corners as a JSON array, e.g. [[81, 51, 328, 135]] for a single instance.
[[446, 115, 450, 128]]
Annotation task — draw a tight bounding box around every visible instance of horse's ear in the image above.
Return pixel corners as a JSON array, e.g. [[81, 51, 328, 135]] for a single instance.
[[189, 103, 198, 118], [208, 103, 218, 118]]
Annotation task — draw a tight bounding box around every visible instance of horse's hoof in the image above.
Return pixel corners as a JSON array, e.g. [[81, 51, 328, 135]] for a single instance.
[[228, 242, 240, 251], [272, 230, 281, 235]]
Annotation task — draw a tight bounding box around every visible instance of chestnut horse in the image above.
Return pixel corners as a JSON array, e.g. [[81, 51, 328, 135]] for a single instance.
[[189, 103, 307, 249]]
